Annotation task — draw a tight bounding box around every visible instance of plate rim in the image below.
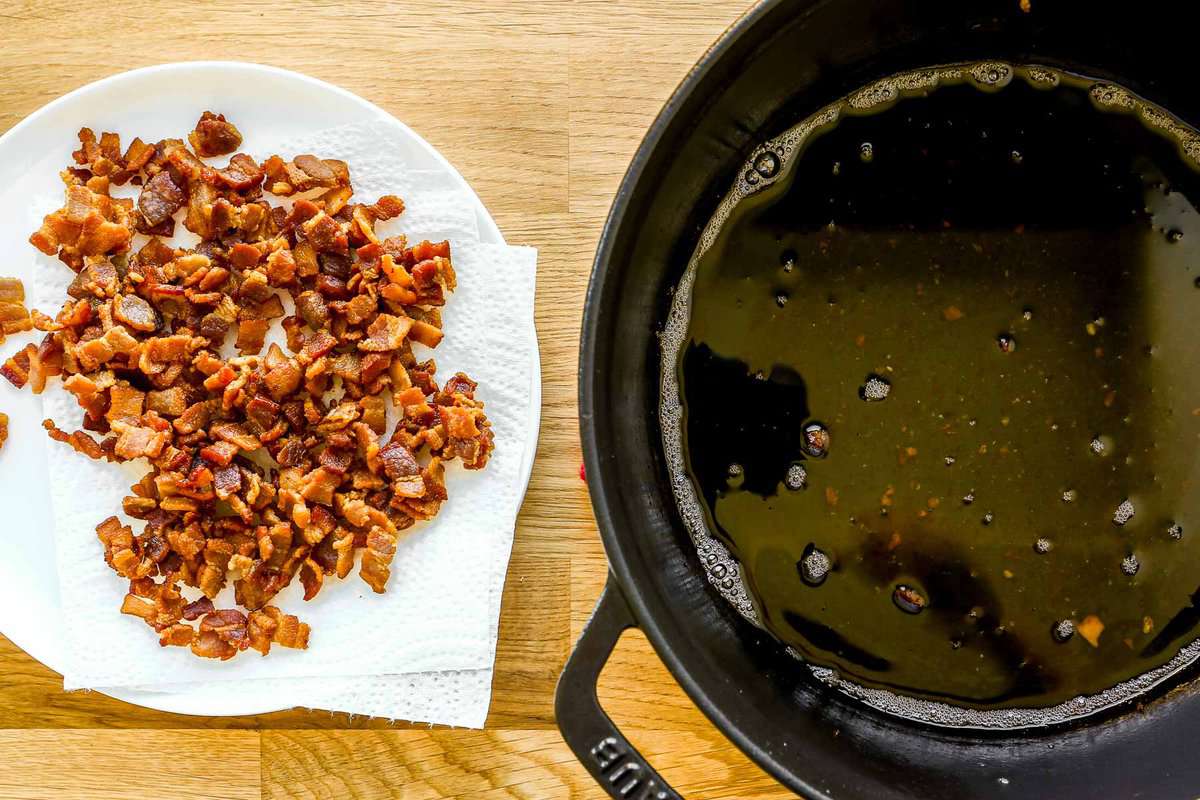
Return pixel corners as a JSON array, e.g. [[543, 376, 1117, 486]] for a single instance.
[[0, 60, 542, 718]]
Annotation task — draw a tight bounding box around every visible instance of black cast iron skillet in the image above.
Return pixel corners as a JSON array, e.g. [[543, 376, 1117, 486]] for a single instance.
[[559, 1, 1200, 797]]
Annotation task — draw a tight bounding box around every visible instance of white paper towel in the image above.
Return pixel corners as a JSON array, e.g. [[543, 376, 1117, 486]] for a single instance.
[[33, 119, 537, 716]]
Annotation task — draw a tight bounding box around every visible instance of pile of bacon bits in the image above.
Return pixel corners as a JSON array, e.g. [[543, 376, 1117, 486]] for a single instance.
[[1, 112, 494, 660]]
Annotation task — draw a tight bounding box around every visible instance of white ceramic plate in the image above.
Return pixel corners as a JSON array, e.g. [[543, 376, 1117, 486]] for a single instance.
[[0, 62, 540, 716]]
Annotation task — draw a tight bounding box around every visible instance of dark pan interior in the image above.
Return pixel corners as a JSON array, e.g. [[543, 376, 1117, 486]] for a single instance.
[[579, 0, 1200, 797]]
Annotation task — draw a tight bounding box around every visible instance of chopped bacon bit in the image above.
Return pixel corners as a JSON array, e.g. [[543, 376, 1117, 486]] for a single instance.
[[120, 593, 156, 622], [236, 318, 270, 354], [367, 195, 405, 221], [247, 605, 310, 654], [360, 526, 397, 593], [0, 412, 7, 452], [408, 319, 444, 348], [301, 329, 338, 359], [113, 422, 168, 460], [188, 111, 243, 158], [106, 382, 145, 422], [191, 630, 238, 660], [0, 277, 31, 337], [30, 183, 134, 268], [200, 440, 239, 467], [181, 596, 215, 621], [359, 313, 412, 352], [211, 422, 262, 452], [302, 212, 348, 254], [214, 153, 264, 192], [159, 623, 195, 647], [300, 466, 342, 505], [263, 154, 344, 196], [264, 248, 296, 286], [113, 294, 159, 332], [0, 345, 32, 388], [299, 558, 324, 601], [146, 386, 189, 417], [45, 420, 105, 460], [137, 171, 186, 227]]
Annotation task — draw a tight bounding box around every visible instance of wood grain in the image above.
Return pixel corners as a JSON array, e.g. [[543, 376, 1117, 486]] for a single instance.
[[0, 0, 798, 797], [0, 730, 259, 799]]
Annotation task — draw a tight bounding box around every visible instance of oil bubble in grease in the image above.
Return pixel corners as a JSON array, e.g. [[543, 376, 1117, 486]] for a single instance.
[[1113, 499, 1135, 526], [803, 422, 831, 458], [799, 545, 832, 586], [893, 584, 928, 614], [785, 463, 807, 491], [753, 150, 780, 179], [859, 373, 892, 402]]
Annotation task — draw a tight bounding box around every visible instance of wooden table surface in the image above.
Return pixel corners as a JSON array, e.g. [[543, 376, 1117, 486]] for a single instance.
[[0, 1, 800, 798]]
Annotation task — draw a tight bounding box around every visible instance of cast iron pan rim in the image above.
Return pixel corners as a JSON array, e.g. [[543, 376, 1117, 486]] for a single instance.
[[578, 0, 829, 795]]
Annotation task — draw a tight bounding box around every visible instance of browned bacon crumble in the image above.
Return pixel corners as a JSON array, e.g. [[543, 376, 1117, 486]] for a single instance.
[[3, 111, 494, 659]]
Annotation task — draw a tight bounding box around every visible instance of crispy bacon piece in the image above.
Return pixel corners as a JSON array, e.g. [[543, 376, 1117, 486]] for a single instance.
[[262, 153, 346, 196], [299, 466, 342, 505], [137, 171, 186, 227], [0, 412, 7, 452], [30, 183, 133, 268], [113, 294, 159, 332], [97, 516, 145, 578], [235, 318, 270, 354], [182, 596, 215, 621], [0, 345, 32, 389], [246, 605, 310, 655], [358, 313, 412, 352], [366, 195, 405, 221], [359, 525, 397, 593], [0, 277, 24, 304], [71, 129, 154, 186], [146, 386, 189, 417], [112, 423, 168, 461], [215, 153, 264, 192], [158, 623, 195, 647], [107, 382, 144, 422], [0, 277, 31, 338], [211, 422, 261, 452], [44, 420, 105, 460], [188, 111, 243, 158]]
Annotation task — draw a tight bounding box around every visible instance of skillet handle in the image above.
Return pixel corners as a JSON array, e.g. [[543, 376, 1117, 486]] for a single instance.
[[555, 575, 683, 800]]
